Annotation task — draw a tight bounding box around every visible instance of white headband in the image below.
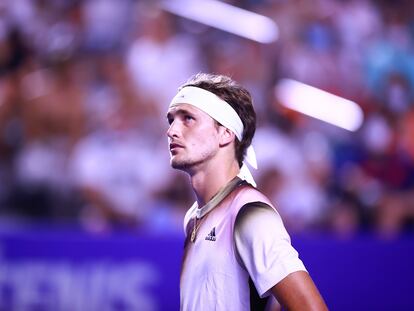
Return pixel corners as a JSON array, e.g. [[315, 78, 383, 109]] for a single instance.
[[169, 86, 257, 186]]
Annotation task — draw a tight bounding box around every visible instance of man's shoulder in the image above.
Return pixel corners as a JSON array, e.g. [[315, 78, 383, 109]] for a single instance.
[[232, 185, 274, 211]]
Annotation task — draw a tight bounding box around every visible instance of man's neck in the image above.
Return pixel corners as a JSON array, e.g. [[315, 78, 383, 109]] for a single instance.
[[190, 160, 240, 207]]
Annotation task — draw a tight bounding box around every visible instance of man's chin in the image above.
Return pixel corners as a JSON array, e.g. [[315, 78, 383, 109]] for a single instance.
[[170, 155, 207, 171], [171, 159, 190, 170]]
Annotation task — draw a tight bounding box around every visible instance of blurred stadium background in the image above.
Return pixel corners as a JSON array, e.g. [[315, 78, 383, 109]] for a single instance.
[[0, 0, 413, 310]]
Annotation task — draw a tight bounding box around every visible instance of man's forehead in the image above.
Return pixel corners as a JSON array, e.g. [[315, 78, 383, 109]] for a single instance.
[[167, 103, 205, 115]]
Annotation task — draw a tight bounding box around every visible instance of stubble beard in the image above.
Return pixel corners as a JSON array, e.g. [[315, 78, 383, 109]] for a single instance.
[[170, 151, 213, 173], [171, 158, 190, 170], [170, 157, 200, 172]]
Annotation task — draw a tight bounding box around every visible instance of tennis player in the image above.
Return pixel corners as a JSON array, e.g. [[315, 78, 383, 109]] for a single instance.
[[166, 73, 328, 311]]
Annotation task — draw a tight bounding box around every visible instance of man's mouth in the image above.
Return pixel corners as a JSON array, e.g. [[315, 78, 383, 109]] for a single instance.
[[170, 143, 184, 151]]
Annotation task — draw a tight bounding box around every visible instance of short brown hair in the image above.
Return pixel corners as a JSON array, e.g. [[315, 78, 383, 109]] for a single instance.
[[180, 73, 256, 167]]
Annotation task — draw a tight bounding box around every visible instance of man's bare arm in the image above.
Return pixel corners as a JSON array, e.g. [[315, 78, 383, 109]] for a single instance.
[[271, 271, 328, 311]]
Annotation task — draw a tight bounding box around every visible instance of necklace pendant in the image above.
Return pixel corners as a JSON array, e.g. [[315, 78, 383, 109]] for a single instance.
[[190, 229, 196, 243]]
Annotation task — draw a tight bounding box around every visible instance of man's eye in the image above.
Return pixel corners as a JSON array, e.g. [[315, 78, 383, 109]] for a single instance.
[[185, 115, 194, 122]]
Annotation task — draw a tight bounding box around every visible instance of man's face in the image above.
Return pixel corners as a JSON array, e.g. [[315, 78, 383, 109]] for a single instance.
[[166, 104, 220, 171]]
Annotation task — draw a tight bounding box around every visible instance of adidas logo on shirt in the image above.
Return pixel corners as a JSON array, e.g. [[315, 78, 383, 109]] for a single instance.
[[205, 227, 216, 241]]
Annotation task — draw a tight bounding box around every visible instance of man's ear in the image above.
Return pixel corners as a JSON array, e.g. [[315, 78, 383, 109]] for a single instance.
[[218, 126, 235, 146]]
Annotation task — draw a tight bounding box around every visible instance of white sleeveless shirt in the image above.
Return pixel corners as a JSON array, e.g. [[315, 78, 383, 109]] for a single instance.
[[180, 178, 307, 311]]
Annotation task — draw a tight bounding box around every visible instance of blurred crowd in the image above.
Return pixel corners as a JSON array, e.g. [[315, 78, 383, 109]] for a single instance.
[[0, 0, 413, 237]]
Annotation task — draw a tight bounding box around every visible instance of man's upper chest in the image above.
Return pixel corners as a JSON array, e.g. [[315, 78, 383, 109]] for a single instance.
[[183, 205, 239, 275]]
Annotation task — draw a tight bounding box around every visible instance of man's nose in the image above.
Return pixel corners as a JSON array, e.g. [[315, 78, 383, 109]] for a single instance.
[[167, 121, 180, 139]]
